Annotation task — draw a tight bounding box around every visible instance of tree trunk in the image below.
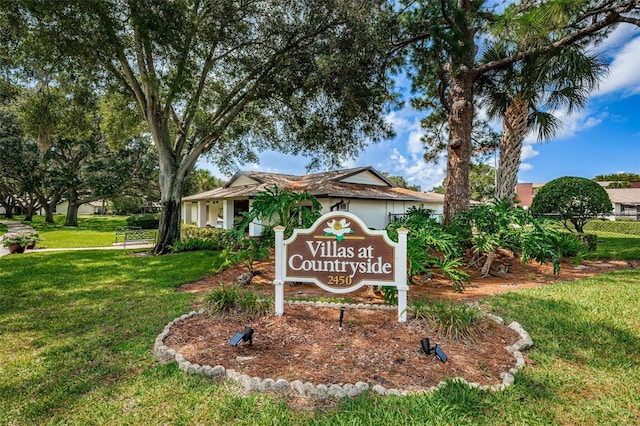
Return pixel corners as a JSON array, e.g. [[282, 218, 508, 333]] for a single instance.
[[153, 157, 193, 255], [0, 197, 15, 218], [444, 67, 475, 225], [65, 196, 80, 227], [495, 95, 529, 202]]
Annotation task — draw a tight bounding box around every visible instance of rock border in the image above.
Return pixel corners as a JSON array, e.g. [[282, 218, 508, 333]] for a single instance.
[[153, 301, 533, 398]]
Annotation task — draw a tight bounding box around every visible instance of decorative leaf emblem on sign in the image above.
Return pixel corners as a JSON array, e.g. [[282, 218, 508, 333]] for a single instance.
[[323, 218, 354, 241]]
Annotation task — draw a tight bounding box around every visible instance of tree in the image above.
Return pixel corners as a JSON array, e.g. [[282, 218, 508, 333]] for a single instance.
[[183, 169, 225, 197], [480, 43, 606, 202], [530, 176, 612, 233], [7, 0, 396, 253], [594, 172, 640, 188], [380, 172, 421, 191], [431, 162, 495, 202], [396, 0, 639, 224]]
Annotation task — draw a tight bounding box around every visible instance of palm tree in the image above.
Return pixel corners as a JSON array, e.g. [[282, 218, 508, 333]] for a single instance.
[[479, 43, 607, 202]]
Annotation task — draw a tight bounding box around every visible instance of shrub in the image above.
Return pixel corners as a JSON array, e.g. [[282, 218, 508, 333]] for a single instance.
[[412, 299, 485, 342], [531, 177, 612, 233], [387, 206, 468, 292], [126, 214, 160, 229], [1, 230, 41, 247], [170, 237, 221, 252], [205, 285, 271, 318]]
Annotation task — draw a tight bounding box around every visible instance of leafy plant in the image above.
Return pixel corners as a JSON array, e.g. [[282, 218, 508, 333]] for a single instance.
[[387, 207, 468, 292], [205, 284, 272, 318], [412, 299, 485, 342], [1, 230, 41, 247], [170, 237, 221, 253], [236, 185, 322, 239]]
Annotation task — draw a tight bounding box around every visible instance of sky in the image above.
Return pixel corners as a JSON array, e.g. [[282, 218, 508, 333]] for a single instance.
[[199, 24, 640, 192]]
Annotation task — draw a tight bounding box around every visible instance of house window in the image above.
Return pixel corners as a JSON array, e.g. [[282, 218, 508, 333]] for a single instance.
[[330, 199, 349, 212]]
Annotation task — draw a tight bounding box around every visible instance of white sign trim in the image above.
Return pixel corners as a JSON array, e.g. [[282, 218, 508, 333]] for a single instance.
[[274, 211, 408, 322]]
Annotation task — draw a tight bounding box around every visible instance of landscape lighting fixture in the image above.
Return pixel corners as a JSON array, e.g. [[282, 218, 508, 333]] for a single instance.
[[339, 306, 346, 330], [229, 327, 254, 347], [420, 337, 448, 363]]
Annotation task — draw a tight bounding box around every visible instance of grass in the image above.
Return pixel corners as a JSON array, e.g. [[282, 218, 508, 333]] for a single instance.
[[0, 222, 7, 237], [9, 214, 129, 248], [586, 231, 640, 260], [1, 219, 639, 424]]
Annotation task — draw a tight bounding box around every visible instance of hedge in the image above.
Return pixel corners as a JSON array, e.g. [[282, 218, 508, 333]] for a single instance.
[[584, 220, 640, 236], [126, 214, 160, 229]]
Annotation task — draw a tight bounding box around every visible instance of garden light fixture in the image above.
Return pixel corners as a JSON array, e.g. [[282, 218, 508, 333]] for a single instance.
[[229, 327, 254, 346], [420, 337, 447, 363]]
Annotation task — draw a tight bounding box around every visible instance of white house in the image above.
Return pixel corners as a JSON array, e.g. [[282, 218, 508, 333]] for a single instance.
[[181, 166, 445, 235], [605, 188, 640, 220]]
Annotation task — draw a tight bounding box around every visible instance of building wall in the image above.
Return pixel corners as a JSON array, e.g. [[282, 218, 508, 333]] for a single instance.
[[515, 183, 534, 208]]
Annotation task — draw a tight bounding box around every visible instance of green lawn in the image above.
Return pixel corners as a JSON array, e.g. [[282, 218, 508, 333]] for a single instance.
[[0, 222, 7, 237], [1, 247, 639, 425], [587, 231, 640, 260], [11, 215, 129, 248]]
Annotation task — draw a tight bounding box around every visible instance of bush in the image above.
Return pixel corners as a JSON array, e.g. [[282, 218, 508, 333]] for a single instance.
[[1, 230, 41, 247], [531, 177, 612, 233], [412, 299, 485, 342], [170, 237, 221, 252], [205, 285, 271, 318], [126, 214, 160, 229], [387, 206, 468, 292]]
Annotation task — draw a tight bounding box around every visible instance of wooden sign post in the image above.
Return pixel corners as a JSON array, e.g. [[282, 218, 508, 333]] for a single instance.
[[274, 211, 409, 322]]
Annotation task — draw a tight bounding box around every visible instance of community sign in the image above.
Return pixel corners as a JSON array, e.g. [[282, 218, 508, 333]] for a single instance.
[[273, 211, 408, 322]]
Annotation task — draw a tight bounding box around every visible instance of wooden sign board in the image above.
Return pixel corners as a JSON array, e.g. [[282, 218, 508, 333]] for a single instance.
[[274, 211, 408, 322]]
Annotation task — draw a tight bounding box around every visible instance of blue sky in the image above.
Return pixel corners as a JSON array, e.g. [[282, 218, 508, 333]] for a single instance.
[[200, 25, 640, 191]]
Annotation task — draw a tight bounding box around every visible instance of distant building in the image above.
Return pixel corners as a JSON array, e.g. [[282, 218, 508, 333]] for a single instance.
[[514, 183, 546, 209], [181, 166, 446, 235], [515, 181, 640, 220]]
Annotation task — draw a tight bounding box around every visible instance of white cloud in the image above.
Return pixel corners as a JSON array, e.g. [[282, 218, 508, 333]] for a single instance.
[[594, 35, 640, 97], [520, 144, 539, 161], [524, 108, 606, 143], [591, 25, 638, 57], [407, 130, 424, 155], [519, 163, 533, 172]]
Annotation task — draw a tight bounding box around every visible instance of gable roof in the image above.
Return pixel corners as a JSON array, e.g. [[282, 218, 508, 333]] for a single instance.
[[606, 188, 640, 205], [182, 166, 444, 204]]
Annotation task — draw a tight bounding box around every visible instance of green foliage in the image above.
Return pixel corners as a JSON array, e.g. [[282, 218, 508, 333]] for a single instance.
[[237, 185, 322, 238], [214, 236, 270, 274], [205, 285, 271, 318], [453, 200, 572, 275], [181, 224, 224, 240], [170, 237, 221, 253], [387, 206, 468, 292], [380, 172, 421, 191], [1, 230, 40, 247], [110, 196, 144, 215], [412, 299, 485, 342], [183, 168, 225, 196], [531, 176, 612, 233], [585, 220, 640, 236], [126, 214, 160, 229], [594, 172, 640, 186]]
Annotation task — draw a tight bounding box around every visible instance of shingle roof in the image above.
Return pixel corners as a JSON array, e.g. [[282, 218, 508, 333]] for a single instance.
[[182, 166, 444, 203], [606, 188, 640, 205]]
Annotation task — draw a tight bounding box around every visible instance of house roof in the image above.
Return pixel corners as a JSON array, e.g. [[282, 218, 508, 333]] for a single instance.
[[605, 188, 640, 205], [182, 166, 445, 204]]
